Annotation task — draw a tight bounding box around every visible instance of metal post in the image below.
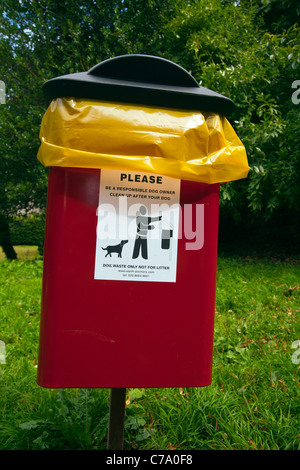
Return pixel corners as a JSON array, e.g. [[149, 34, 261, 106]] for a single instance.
[[107, 388, 126, 450]]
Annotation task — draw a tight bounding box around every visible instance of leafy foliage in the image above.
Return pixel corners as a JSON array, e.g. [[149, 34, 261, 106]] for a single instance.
[[0, 0, 299, 258], [163, 0, 300, 223]]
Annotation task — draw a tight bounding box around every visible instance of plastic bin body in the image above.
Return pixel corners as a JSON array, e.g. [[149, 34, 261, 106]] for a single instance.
[[37, 166, 220, 388]]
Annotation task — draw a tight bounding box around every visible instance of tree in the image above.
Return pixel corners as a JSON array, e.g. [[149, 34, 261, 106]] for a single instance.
[[237, 0, 300, 34], [0, 0, 299, 258], [0, 0, 175, 258], [163, 0, 300, 229]]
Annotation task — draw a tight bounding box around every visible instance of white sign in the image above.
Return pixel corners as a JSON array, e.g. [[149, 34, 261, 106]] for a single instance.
[[94, 170, 181, 282]]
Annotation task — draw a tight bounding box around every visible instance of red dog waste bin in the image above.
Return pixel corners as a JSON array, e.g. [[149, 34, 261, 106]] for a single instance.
[[36, 55, 249, 388]]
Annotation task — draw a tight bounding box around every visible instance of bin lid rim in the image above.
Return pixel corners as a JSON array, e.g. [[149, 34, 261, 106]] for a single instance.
[[42, 54, 235, 115]]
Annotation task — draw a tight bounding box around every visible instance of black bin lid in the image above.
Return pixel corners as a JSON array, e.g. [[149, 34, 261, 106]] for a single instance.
[[43, 54, 235, 115]]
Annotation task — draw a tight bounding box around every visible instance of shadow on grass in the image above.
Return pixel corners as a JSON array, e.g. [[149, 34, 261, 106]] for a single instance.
[[0, 246, 40, 263]]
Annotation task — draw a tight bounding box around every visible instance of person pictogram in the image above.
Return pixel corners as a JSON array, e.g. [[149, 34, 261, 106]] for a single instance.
[[132, 205, 162, 259]]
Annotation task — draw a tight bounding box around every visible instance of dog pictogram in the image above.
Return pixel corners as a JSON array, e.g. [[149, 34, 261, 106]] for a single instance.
[[102, 240, 128, 258]]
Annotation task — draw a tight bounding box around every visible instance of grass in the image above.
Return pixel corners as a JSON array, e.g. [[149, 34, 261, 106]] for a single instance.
[[0, 249, 299, 450], [0, 245, 40, 262]]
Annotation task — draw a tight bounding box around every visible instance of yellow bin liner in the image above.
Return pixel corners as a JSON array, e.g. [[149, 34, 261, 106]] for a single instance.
[[37, 97, 249, 184]]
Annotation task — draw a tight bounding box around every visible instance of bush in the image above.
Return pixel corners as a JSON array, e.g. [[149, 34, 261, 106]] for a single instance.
[[9, 213, 45, 255]]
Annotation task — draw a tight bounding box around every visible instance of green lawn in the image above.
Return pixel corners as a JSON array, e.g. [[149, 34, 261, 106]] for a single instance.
[[0, 245, 40, 262], [0, 252, 299, 450]]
